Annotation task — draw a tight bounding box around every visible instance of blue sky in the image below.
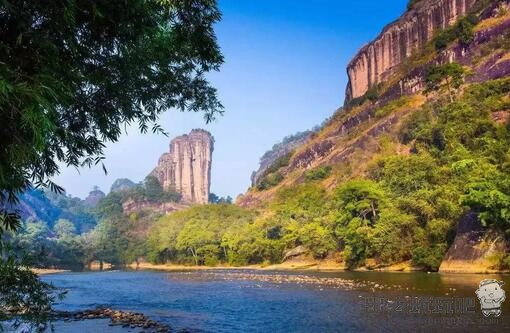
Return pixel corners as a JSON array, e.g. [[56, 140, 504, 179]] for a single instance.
[[55, 0, 408, 199]]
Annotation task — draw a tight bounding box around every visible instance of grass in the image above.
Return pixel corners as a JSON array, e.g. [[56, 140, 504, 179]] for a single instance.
[[474, 9, 510, 32]]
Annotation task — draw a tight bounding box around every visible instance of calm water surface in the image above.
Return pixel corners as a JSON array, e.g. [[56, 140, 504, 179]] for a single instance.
[[40, 270, 510, 332]]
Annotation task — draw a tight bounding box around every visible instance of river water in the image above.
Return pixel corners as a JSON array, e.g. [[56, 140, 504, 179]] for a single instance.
[[37, 270, 510, 332]]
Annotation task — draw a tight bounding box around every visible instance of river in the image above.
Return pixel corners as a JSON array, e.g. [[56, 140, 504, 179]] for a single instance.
[[32, 270, 510, 332]]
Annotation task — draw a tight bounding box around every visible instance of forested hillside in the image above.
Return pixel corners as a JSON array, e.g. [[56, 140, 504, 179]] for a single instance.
[[145, 0, 510, 272], [10, 0, 510, 274]]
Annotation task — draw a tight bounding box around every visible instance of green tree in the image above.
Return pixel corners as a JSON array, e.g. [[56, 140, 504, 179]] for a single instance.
[[305, 166, 332, 181], [332, 180, 385, 225], [147, 205, 256, 265], [0, 254, 61, 329], [425, 63, 466, 102], [456, 16, 476, 47], [462, 178, 510, 232], [412, 244, 447, 271], [95, 191, 125, 219], [209, 193, 233, 204], [297, 222, 335, 259], [0, 0, 224, 229], [144, 175, 165, 203], [176, 226, 216, 265], [15, 220, 51, 265], [53, 219, 76, 238]]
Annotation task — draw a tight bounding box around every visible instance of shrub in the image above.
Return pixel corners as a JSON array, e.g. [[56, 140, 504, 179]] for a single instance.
[[398, 108, 433, 144], [433, 15, 477, 51], [487, 252, 510, 270], [411, 244, 447, 271], [298, 222, 336, 259], [255, 152, 293, 191], [375, 96, 411, 118], [424, 63, 466, 101], [305, 166, 332, 181], [256, 172, 284, 191], [347, 84, 382, 108], [434, 29, 456, 51]]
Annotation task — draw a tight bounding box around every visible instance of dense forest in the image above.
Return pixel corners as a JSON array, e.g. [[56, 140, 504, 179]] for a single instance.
[[148, 76, 510, 271], [14, 75, 509, 273], [6, 175, 234, 269]]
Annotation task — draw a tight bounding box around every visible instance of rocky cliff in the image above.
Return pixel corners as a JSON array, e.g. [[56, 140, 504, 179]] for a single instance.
[[242, 0, 510, 208], [439, 213, 508, 273], [239, 0, 510, 272], [251, 131, 313, 186], [345, 0, 477, 102], [122, 199, 190, 216], [152, 129, 213, 204]]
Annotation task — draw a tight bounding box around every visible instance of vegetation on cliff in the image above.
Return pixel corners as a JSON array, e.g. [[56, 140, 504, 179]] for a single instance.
[[142, 77, 510, 271]]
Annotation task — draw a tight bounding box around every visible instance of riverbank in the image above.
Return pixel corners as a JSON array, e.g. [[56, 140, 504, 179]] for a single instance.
[[32, 268, 70, 275], [128, 259, 349, 272], [128, 259, 419, 273], [128, 260, 509, 274]]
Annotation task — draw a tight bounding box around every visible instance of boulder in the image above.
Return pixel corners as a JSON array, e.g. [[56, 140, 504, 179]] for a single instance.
[[283, 246, 309, 262]]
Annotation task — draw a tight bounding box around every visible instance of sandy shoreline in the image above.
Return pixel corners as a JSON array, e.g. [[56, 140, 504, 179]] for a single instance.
[[127, 260, 421, 273], [31, 260, 509, 275], [32, 268, 70, 275], [127, 259, 350, 272], [127, 261, 510, 274]]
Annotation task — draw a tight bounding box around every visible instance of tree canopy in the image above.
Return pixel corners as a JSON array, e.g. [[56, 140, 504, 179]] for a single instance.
[[0, 0, 224, 231], [0, 0, 223, 326]]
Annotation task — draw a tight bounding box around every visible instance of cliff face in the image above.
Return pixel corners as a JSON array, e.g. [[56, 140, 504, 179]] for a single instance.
[[345, 0, 477, 102], [239, 0, 510, 273], [439, 213, 507, 273], [251, 131, 312, 186], [152, 129, 213, 204]]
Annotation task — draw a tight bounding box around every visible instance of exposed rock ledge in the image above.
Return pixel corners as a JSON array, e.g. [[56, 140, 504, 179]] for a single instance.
[[122, 199, 189, 215], [54, 308, 175, 333], [439, 213, 508, 273]]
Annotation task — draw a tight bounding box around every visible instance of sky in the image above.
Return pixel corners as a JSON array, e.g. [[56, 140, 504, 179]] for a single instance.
[[54, 0, 408, 199]]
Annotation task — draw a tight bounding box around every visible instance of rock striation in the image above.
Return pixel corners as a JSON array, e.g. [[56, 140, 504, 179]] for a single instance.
[[152, 129, 213, 204], [439, 213, 507, 273], [345, 0, 477, 102]]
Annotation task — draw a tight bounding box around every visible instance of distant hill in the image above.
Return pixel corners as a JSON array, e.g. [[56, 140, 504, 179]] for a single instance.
[[110, 178, 137, 193], [18, 188, 97, 233]]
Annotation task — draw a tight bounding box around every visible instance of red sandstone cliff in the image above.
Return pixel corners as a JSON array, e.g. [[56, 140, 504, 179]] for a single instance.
[[345, 0, 477, 102], [152, 129, 214, 204]]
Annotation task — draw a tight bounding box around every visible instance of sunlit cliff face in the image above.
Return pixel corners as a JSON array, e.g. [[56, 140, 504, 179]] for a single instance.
[[345, 0, 476, 102], [152, 129, 214, 204]]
